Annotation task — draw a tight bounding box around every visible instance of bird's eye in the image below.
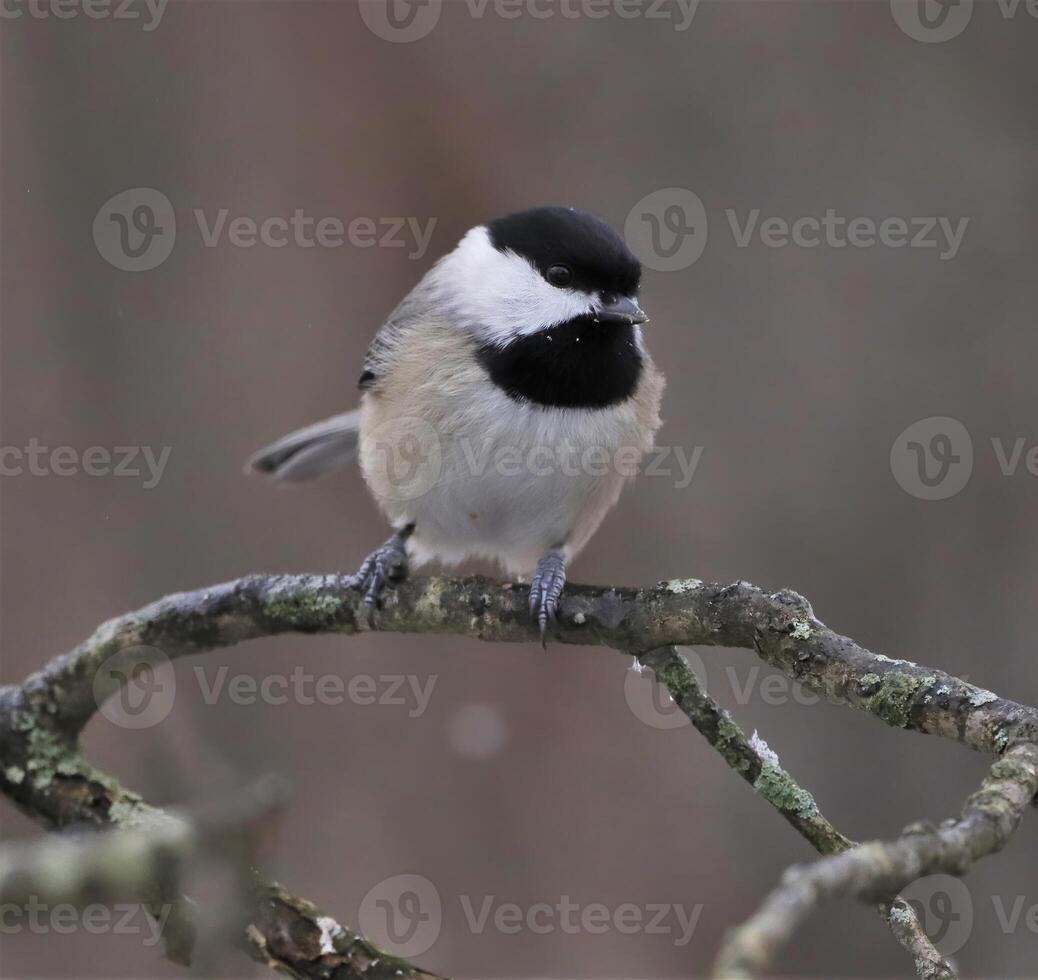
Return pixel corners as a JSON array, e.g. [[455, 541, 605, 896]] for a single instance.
[[546, 264, 573, 287]]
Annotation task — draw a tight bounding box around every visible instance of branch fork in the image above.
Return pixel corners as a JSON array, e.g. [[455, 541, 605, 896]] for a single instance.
[[1, 573, 1035, 978]]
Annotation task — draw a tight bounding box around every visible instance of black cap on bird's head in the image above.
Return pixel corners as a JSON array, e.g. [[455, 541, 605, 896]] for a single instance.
[[436, 205, 649, 349], [432, 206, 653, 410], [486, 206, 647, 326]]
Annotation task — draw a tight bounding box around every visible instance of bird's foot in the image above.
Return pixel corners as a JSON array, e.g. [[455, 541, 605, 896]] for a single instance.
[[529, 548, 567, 647], [347, 525, 414, 618]]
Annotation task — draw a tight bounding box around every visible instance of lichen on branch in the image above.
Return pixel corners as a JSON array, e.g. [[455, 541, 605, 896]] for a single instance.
[[1, 572, 1036, 980]]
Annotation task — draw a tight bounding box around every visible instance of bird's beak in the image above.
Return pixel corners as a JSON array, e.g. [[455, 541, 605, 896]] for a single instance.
[[594, 295, 649, 325]]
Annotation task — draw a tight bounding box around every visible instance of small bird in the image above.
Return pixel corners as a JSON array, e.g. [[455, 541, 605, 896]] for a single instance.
[[249, 206, 665, 638]]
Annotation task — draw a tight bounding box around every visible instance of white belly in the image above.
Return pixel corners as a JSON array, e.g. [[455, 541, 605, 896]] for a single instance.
[[357, 322, 663, 577]]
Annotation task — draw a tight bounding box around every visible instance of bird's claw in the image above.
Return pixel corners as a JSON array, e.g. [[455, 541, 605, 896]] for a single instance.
[[347, 530, 411, 623], [529, 549, 567, 647]]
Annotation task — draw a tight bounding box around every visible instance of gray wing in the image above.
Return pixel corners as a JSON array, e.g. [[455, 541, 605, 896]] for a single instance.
[[250, 269, 444, 482], [247, 409, 361, 482]]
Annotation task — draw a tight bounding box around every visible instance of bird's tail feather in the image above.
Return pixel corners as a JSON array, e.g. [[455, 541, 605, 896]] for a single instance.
[[247, 409, 361, 482]]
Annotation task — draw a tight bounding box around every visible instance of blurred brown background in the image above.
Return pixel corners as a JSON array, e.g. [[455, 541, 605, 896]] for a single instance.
[[3, 1, 1037, 976]]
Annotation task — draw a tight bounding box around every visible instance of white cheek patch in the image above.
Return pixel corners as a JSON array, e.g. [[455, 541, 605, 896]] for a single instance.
[[433, 226, 595, 346]]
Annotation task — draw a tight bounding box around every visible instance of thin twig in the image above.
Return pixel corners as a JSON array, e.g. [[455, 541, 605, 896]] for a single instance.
[[712, 742, 1038, 977], [638, 646, 957, 979]]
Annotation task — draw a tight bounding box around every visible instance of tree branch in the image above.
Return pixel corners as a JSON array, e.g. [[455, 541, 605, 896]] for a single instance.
[[712, 741, 1038, 977], [0, 683, 445, 977], [2, 572, 1036, 979], [12, 574, 1037, 754], [638, 646, 956, 979], [0, 774, 286, 906]]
